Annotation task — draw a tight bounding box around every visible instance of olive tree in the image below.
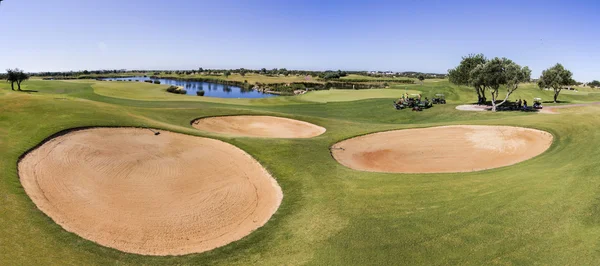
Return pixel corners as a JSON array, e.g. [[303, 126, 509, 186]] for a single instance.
[[417, 74, 425, 85], [471, 57, 531, 112], [223, 71, 231, 78], [16, 70, 29, 90], [448, 54, 487, 103], [537, 63, 574, 103], [589, 80, 600, 88], [6, 69, 17, 90]]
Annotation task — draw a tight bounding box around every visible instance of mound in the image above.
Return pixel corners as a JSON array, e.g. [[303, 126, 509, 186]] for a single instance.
[[192, 115, 326, 138], [18, 128, 282, 256], [331, 125, 553, 173]]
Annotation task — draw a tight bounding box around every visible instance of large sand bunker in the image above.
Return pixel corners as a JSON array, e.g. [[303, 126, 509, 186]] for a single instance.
[[192, 115, 326, 138], [331, 125, 553, 173], [18, 128, 282, 256]]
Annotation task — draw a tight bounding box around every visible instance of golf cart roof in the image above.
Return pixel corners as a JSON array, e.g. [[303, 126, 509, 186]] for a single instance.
[[534, 97, 542, 101]]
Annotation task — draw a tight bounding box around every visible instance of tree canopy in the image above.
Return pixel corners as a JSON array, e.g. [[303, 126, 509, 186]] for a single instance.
[[448, 54, 488, 102], [589, 80, 600, 88], [537, 63, 575, 103], [16, 70, 29, 90], [470, 57, 531, 111], [5, 68, 29, 91]]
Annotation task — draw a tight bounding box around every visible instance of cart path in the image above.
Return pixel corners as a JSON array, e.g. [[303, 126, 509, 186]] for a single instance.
[[456, 102, 600, 114]]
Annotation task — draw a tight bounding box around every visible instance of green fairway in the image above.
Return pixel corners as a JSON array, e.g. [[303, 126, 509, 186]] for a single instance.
[[297, 88, 421, 103], [3, 79, 600, 265]]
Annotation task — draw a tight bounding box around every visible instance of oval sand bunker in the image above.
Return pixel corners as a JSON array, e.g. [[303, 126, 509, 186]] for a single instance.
[[332, 125, 553, 173], [192, 115, 326, 138], [18, 128, 282, 256]]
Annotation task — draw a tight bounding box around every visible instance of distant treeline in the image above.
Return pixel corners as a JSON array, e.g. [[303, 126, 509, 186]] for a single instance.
[[30, 68, 445, 80]]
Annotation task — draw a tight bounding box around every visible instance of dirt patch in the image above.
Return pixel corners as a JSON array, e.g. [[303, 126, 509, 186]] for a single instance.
[[192, 115, 326, 138], [455, 104, 491, 111], [18, 128, 282, 256], [331, 125, 553, 173]]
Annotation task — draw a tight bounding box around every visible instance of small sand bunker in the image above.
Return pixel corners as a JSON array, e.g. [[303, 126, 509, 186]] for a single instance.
[[456, 104, 491, 111], [192, 115, 325, 138], [331, 125, 553, 173], [19, 128, 282, 256]]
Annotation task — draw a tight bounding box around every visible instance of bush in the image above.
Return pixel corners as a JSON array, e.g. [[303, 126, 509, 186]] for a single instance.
[[153, 80, 161, 84], [197, 90, 205, 96], [178, 89, 187, 94], [144, 80, 152, 83], [128, 79, 132, 81], [166, 86, 178, 93]]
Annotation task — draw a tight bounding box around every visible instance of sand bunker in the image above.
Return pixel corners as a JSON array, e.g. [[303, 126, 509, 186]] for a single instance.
[[455, 104, 491, 111], [192, 115, 325, 138], [331, 125, 553, 173], [18, 128, 282, 256]]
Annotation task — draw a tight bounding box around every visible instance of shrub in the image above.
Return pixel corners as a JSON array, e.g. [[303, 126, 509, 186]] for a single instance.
[[144, 80, 152, 83], [179, 89, 187, 94], [197, 90, 205, 96], [166, 86, 178, 93], [153, 80, 161, 84], [128, 79, 132, 81]]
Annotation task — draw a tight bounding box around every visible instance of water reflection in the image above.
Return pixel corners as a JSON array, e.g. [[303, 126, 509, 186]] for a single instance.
[[103, 76, 277, 99]]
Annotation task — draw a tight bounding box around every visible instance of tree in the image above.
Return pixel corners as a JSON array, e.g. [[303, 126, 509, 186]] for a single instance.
[[6, 69, 17, 90], [448, 54, 487, 103], [223, 71, 231, 78], [537, 63, 575, 103], [471, 57, 531, 112], [16, 70, 29, 90], [417, 74, 425, 85], [239, 68, 246, 77], [589, 80, 600, 88], [198, 67, 203, 73], [260, 68, 267, 74]]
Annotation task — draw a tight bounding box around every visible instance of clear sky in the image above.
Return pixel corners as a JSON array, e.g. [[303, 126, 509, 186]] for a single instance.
[[0, 0, 599, 81]]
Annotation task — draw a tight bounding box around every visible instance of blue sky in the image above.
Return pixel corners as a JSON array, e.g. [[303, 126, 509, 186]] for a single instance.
[[0, 0, 599, 80]]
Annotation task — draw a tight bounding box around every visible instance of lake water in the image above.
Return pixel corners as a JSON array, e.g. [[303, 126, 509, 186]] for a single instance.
[[102, 76, 278, 98]]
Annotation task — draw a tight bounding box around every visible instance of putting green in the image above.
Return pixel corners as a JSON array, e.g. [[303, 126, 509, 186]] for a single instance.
[[297, 89, 421, 103]]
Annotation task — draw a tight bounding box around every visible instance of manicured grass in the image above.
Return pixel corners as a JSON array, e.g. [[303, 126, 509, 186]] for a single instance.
[[3, 78, 600, 265], [296, 88, 422, 103]]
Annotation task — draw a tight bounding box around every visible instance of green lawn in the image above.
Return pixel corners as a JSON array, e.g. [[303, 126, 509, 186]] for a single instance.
[[297, 88, 421, 103], [2, 79, 600, 265]]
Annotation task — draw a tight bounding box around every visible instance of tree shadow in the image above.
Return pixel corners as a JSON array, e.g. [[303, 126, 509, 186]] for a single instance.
[[17, 90, 38, 93]]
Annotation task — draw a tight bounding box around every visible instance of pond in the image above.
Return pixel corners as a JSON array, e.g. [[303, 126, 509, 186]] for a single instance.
[[102, 76, 278, 98]]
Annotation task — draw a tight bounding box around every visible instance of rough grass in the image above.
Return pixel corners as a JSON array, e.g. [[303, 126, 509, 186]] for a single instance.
[[2, 79, 600, 265]]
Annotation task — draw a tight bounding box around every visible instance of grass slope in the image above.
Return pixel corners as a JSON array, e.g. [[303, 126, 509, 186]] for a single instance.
[[2, 79, 600, 265]]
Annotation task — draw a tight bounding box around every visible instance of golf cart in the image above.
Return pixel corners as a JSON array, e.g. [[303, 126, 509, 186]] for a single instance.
[[533, 98, 543, 109], [418, 98, 433, 109], [432, 94, 446, 104], [393, 100, 405, 110]]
